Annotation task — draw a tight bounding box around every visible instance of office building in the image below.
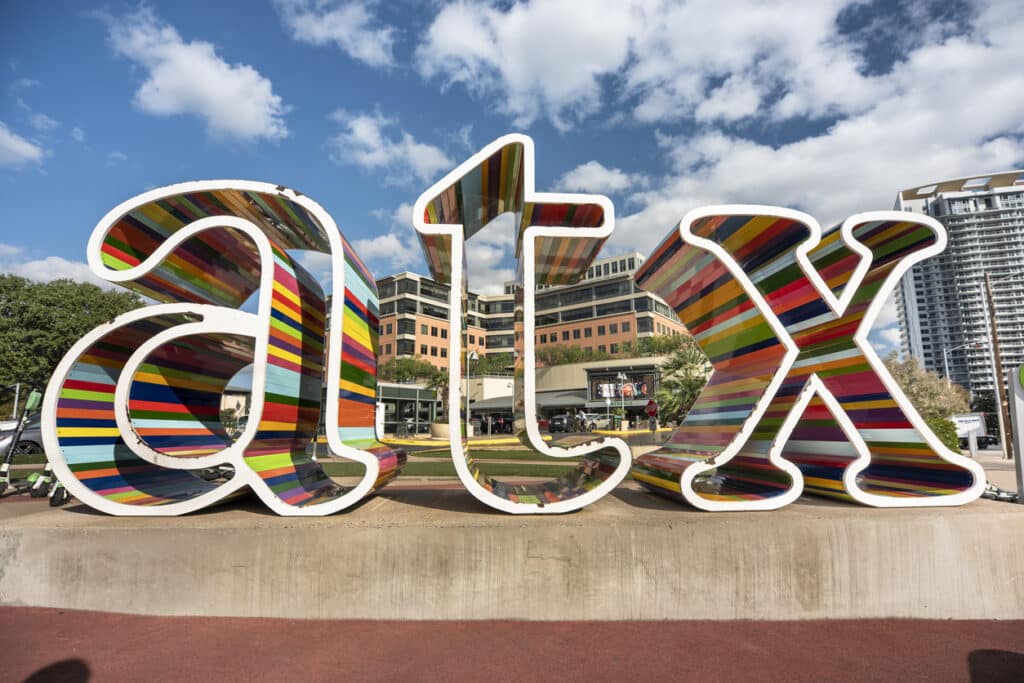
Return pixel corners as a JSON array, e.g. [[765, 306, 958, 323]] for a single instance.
[[895, 171, 1024, 395], [376, 251, 686, 370]]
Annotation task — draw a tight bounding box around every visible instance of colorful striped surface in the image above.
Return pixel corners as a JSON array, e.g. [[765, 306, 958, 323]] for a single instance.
[[44, 182, 404, 515], [633, 209, 982, 509], [414, 134, 631, 513]]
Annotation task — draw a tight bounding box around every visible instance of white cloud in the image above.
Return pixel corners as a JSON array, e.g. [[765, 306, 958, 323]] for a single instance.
[[352, 201, 425, 276], [413, 0, 886, 130], [0, 251, 113, 289], [70, 127, 85, 142], [29, 111, 59, 132], [870, 325, 903, 357], [0, 121, 45, 167], [10, 78, 39, 90], [274, 0, 396, 67], [628, 0, 882, 124], [106, 7, 289, 141], [327, 111, 451, 184], [612, 2, 1024, 258], [415, 0, 643, 131], [107, 151, 128, 164], [555, 160, 648, 194]]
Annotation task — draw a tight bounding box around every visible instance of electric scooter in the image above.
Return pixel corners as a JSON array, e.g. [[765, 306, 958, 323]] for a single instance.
[[0, 385, 44, 496]]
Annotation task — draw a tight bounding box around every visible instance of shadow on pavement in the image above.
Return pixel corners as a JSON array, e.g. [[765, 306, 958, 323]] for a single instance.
[[24, 658, 90, 683], [968, 649, 1024, 682]]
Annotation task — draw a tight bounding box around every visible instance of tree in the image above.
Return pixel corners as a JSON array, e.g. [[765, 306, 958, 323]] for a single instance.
[[618, 334, 685, 358], [535, 344, 611, 366], [883, 352, 969, 451], [0, 275, 143, 388], [378, 356, 438, 383], [655, 335, 711, 424], [882, 352, 969, 420]]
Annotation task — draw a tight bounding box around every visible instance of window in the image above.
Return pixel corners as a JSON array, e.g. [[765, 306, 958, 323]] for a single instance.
[[397, 300, 417, 314], [597, 325, 605, 335], [385, 343, 392, 355], [441, 329, 447, 339], [430, 347, 438, 357], [561, 306, 592, 322], [596, 300, 632, 316], [441, 348, 447, 358], [628, 257, 635, 270], [602, 263, 610, 276], [469, 334, 476, 344], [622, 321, 630, 332], [397, 279, 418, 295], [378, 282, 396, 299], [562, 331, 570, 341], [397, 340, 415, 355], [611, 261, 619, 273], [431, 326, 438, 337], [380, 302, 395, 316], [420, 344, 428, 355], [598, 344, 606, 353], [573, 329, 581, 339], [421, 324, 428, 335], [610, 323, 618, 334], [610, 343, 619, 354], [397, 319, 416, 335], [385, 323, 393, 335], [540, 334, 547, 343], [584, 328, 592, 338]]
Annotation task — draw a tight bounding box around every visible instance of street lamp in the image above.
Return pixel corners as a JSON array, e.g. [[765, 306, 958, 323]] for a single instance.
[[942, 339, 984, 388], [467, 350, 479, 437], [616, 371, 628, 429]]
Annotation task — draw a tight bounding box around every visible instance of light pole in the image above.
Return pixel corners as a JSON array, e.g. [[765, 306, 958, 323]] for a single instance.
[[616, 371, 628, 429], [942, 339, 984, 388], [467, 350, 478, 437], [983, 273, 1014, 460]]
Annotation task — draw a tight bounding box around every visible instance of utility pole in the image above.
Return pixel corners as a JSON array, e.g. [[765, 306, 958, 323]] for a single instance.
[[985, 273, 1014, 461]]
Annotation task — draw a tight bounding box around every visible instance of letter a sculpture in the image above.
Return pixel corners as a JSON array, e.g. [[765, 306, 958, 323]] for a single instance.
[[413, 134, 632, 513], [632, 206, 986, 510], [41, 181, 405, 515]]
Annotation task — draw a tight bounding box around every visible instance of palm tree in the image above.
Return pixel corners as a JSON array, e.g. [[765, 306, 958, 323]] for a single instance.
[[655, 335, 711, 424]]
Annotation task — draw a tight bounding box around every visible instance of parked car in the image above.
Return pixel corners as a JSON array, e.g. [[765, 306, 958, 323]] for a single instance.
[[537, 417, 550, 431], [0, 415, 43, 454], [959, 434, 1000, 449], [583, 412, 612, 430], [548, 414, 571, 432]]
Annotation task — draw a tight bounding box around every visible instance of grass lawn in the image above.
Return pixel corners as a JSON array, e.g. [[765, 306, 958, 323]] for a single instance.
[[321, 460, 580, 478]]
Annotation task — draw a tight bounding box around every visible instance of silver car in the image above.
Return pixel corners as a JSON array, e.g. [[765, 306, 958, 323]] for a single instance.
[[0, 416, 43, 454]]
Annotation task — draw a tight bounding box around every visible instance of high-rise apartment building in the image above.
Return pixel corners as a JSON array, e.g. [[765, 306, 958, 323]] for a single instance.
[[376, 251, 686, 370], [895, 171, 1024, 395]]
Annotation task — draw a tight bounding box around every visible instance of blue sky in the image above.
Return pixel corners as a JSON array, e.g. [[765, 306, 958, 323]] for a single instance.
[[2, 0, 1023, 354]]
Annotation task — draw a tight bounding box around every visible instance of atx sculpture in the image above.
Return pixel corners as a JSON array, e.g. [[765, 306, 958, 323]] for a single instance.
[[39, 135, 985, 516]]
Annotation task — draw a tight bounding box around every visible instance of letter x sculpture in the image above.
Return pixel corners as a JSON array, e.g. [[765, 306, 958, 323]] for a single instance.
[[632, 206, 986, 510]]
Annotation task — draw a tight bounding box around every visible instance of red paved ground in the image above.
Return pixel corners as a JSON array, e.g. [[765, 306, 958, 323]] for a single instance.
[[3, 608, 1022, 682]]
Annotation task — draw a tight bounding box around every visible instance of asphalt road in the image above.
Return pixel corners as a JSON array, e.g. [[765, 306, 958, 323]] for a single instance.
[[4, 607, 1022, 682]]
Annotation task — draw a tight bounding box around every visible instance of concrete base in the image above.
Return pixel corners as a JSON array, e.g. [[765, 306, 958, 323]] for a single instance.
[[2, 483, 1024, 620]]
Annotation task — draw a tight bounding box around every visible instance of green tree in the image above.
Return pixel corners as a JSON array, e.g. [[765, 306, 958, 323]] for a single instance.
[[655, 335, 711, 424], [882, 352, 969, 420], [378, 356, 438, 383], [883, 352, 969, 450], [0, 275, 143, 388], [619, 334, 684, 358]]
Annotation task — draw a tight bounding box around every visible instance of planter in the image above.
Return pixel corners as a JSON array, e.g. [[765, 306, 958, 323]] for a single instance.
[[430, 422, 450, 439]]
